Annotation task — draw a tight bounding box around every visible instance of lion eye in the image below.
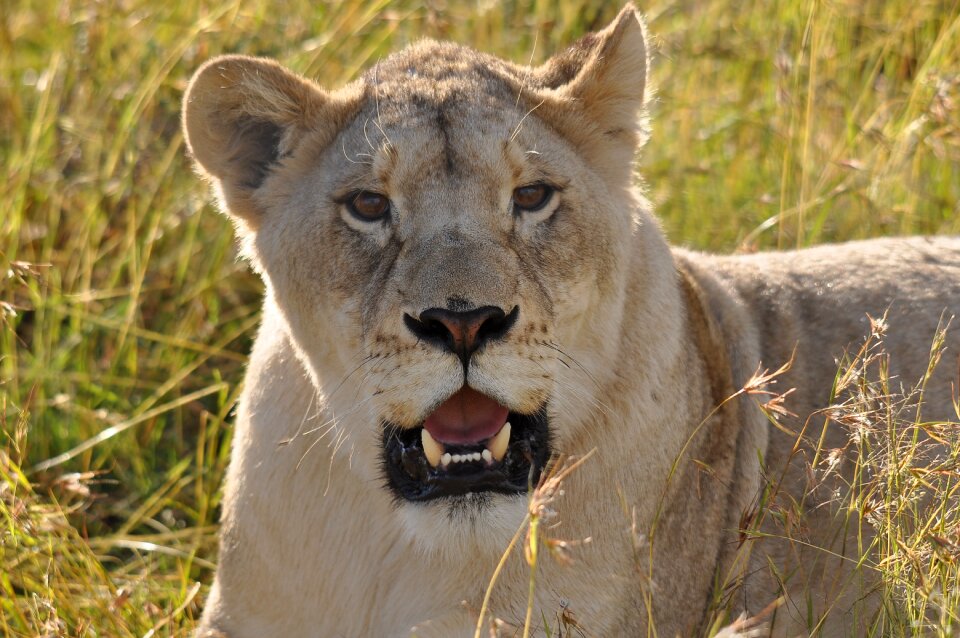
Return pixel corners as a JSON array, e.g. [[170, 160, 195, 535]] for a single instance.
[[346, 191, 391, 221], [512, 183, 553, 213]]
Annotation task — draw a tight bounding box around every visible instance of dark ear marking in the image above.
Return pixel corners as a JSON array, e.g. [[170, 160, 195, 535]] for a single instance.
[[537, 32, 600, 90], [231, 117, 285, 190]]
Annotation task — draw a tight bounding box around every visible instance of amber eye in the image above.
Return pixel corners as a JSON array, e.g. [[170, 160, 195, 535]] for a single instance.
[[512, 183, 554, 213], [346, 191, 391, 221]]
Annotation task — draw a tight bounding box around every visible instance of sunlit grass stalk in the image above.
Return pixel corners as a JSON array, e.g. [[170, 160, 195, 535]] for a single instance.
[[522, 510, 541, 638], [474, 513, 529, 638]]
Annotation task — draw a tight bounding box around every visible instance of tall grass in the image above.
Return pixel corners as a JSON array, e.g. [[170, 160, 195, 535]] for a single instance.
[[827, 318, 960, 636], [703, 319, 960, 636], [1, 0, 958, 635]]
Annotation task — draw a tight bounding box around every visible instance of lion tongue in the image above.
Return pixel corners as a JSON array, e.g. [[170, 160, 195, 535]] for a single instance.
[[423, 387, 508, 445]]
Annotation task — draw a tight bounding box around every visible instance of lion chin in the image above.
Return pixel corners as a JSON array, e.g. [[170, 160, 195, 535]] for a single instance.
[[398, 491, 530, 558], [182, 3, 960, 637]]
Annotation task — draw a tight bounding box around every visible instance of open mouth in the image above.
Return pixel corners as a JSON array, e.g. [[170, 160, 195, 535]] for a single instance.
[[382, 386, 551, 502]]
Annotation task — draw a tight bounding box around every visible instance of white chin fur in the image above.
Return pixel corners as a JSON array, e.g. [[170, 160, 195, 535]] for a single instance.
[[398, 493, 528, 559]]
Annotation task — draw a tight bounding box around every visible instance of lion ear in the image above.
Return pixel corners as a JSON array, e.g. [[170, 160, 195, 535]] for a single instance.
[[182, 55, 357, 226], [534, 5, 651, 183]]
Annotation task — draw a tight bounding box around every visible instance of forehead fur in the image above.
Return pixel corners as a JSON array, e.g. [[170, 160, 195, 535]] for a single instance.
[[360, 31, 607, 122], [360, 40, 527, 126]]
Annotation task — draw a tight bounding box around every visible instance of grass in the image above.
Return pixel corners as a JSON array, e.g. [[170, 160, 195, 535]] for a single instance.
[[705, 319, 960, 636], [835, 318, 960, 636], [1, 0, 958, 635]]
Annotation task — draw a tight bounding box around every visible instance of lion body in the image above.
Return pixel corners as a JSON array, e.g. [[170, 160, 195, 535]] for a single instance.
[[183, 6, 960, 636]]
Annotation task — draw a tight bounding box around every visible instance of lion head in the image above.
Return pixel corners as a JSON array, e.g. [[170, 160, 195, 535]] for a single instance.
[[183, 5, 660, 548]]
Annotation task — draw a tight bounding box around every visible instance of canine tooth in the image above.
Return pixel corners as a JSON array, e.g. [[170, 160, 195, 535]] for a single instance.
[[489, 422, 511, 462], [420, 429, 444, 467], [482, 449, 492, 463], [441, 452, 452, 467]]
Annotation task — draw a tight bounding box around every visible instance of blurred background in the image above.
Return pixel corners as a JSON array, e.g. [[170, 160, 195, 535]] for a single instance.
[[2, 0, 958, 634]]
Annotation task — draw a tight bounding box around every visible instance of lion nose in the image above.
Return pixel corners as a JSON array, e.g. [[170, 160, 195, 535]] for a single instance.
[[403, 306, 519, 364]]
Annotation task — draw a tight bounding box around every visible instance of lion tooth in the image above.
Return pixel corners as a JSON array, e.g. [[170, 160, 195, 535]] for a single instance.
[[421, 429, 444, 467], [488, 422, 511, 462], [440, 452, 452, 467], [482, 449, 492, 463]]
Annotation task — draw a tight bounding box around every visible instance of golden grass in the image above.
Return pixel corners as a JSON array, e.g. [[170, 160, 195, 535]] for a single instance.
[[2, 0, 959, 635]]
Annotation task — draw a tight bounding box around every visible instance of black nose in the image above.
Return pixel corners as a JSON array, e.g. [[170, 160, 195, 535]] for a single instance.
[[403, 305, 519, 364]]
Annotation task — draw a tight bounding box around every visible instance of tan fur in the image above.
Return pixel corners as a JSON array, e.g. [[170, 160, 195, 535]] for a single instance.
[[182, 5, 960, 636]]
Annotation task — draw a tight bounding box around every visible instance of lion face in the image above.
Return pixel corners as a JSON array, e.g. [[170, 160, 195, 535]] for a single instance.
[[183, 8, 650, 540]]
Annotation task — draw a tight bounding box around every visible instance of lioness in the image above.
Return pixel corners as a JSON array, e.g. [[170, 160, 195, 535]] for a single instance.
[[182, 5, 960, 637]]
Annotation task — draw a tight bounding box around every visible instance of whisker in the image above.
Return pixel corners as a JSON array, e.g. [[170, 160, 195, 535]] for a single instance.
[[510, 99, 545, 142], [322, 429, 352, 496], [277, 391, 319, 446], [297, 422, 337, 470], [325, 353, 379, 403], [362, 117, 377, 153], [514, 31, 538, 108], [552, 375, 614, 420], [301, 385, 401, 437], [341, 140, 372, 165], [372, 60, 394, 148], [545, 341, 602, 389], [329, 425, 351, 458]]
